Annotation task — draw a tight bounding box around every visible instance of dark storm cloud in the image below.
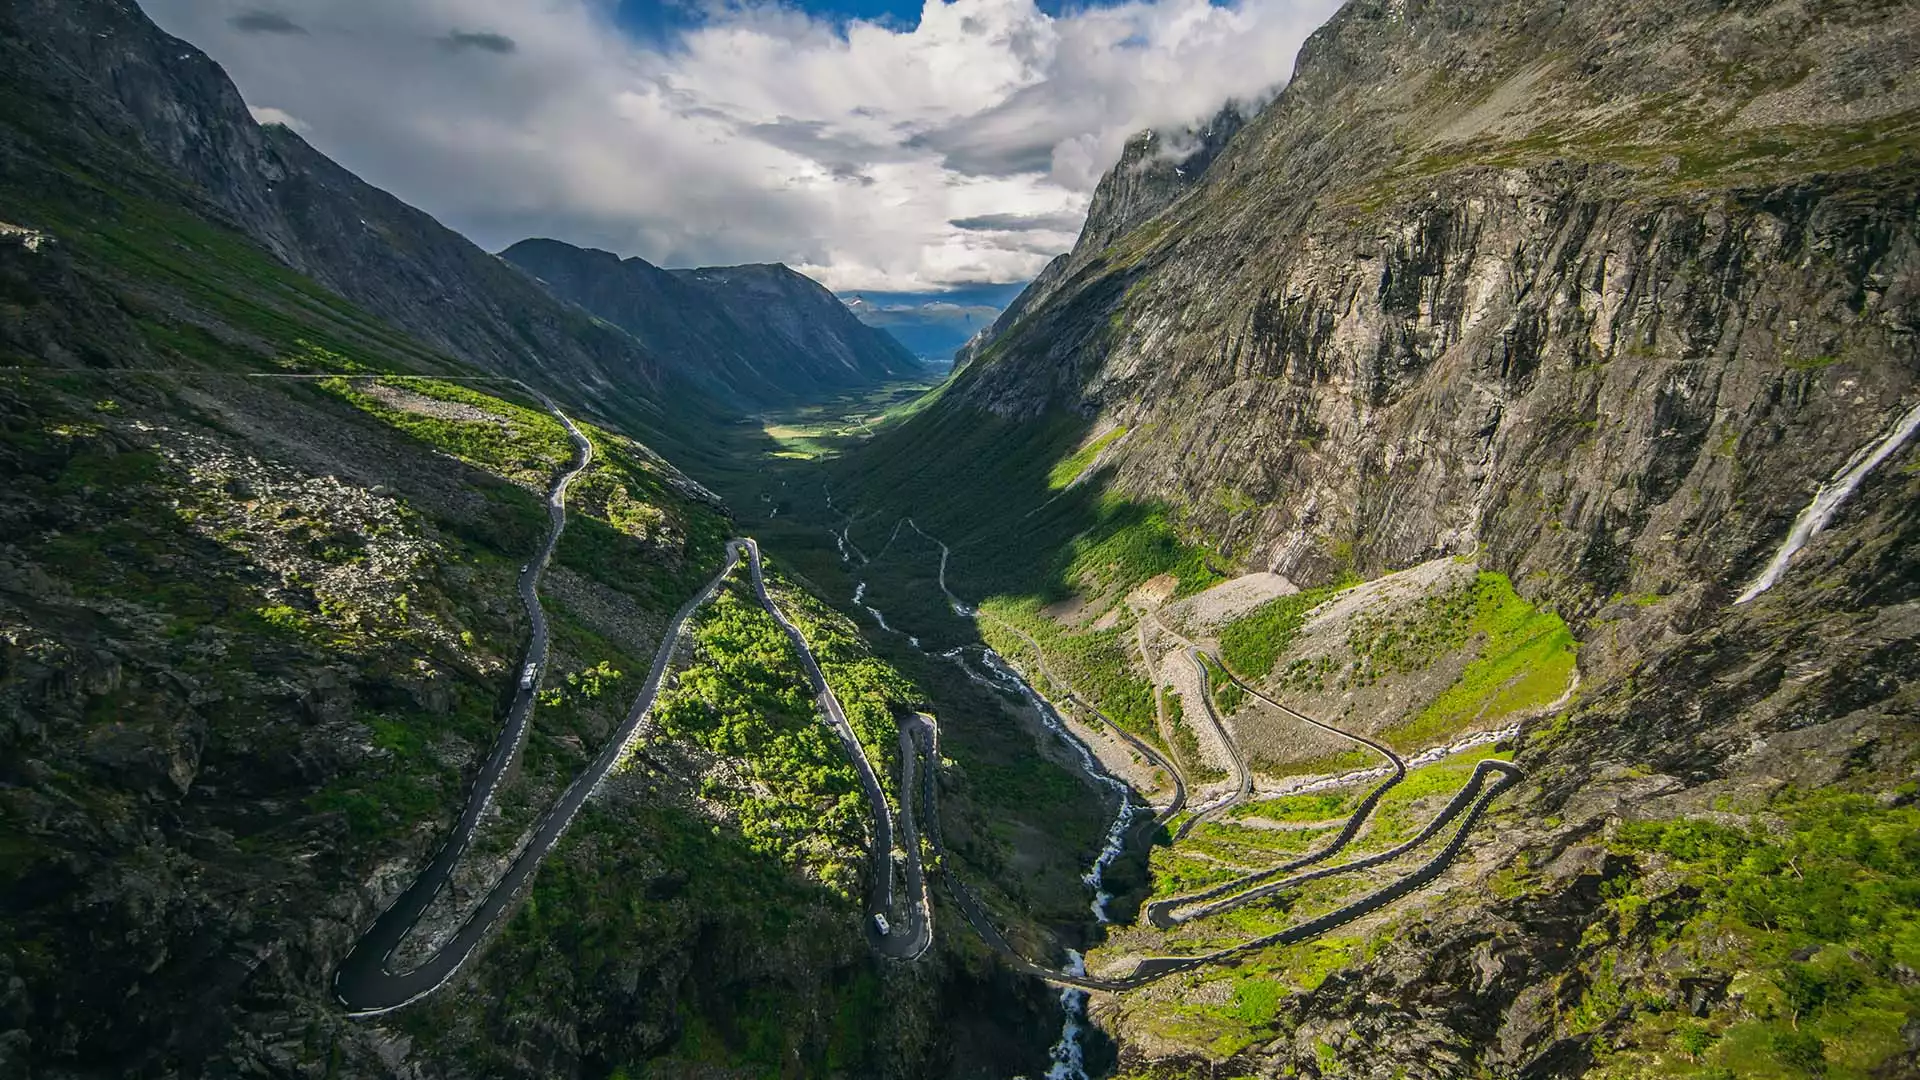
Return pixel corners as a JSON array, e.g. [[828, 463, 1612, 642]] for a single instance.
[[229, 10, 306, 35], [440, 30, 517, 55], [905, 85, 1074, 178], [948, 210, 1084, 233], [907, 125, 1057, 177]]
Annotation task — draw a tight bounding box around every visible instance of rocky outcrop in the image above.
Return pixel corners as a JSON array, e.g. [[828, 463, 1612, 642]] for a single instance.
[[942, 0, 1920, 663], [954, 102, 1249, 372], [868, 0, 1920, 1075], [502, 239, 923, 406], [1075, 103, 1248, 258]]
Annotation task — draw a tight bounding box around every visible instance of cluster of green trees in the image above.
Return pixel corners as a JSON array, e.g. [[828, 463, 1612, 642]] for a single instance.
[[769, 578, 912, 789], [650, 579, 871, 895], [556, 429, 730, 608], [1586, 788, 1920, 1078], [1217, 575, 1359, 680], [979, 598, 1161, 743]]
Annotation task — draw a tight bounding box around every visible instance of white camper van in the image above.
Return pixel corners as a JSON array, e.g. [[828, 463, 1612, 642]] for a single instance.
[[520, 663, 537, 691]]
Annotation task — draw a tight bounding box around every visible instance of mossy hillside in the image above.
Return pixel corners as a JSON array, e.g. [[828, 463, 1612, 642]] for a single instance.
[[1556, 788, 1920, 1080], [1216, 575, 1360, 681], [1112, 936, 1374, 1065], [1213, 568, 1576, 756], [404, 798, 907, 1078], [1100, 749, 1518, 1064], [1048, 425, 1128, 490], [978, 596, 1162, 745], [1386, 607, 1574, 748], [831, 401, 1220, 605], [0, 375, 546, 1027], [1366, 104, 1920, 212], [553, 422, 731, 609], [314, 376, 574, 487], [0, 148, 457, 381], [314, 374, 732, 611]]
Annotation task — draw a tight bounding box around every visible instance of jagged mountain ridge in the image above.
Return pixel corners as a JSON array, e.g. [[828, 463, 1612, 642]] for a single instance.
[[501, 238, 924, 406], [955, 101, 1249, 371], [944, 0, 1920, 646], [0, 0, 729, 431], [846, 0, 1920, 1075]]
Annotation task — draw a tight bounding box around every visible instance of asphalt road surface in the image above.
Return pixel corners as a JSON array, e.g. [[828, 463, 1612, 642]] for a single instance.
[[738, 539, 928, 957], [1170, 648, 1254, 840], [333, 387, 601, 1015], [888, 521, 1525, 993]]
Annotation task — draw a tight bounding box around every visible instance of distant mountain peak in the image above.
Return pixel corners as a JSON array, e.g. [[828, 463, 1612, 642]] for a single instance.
[[501, 238, 922, 405]]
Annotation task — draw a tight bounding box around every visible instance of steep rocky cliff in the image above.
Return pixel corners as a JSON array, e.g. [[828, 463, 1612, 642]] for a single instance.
[[843, 0, 1920, 1075], [954, 103, 1249, 372], [502, 239, 923, 406], [946, 0, 1920, 670]]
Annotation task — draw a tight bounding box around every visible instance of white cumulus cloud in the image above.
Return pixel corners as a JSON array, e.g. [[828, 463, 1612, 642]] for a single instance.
[[245, 104, 310, 132], [143, 0, 1340, 291]]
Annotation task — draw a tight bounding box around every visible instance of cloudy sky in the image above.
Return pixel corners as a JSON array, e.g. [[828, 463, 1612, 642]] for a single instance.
[[143, 0, 1339, 292]]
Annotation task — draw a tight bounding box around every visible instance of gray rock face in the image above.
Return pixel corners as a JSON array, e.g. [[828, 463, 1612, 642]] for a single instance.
[[880, 0, 1920, 1074], [0, 0, 699, 417], [955, 102, 1249, 373], [1076, 103, 1248, 257], [945, 0, 1920, 646], [501, 239, 923, 406]]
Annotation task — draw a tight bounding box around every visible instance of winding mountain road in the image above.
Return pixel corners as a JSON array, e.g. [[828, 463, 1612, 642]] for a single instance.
[[333, 386, 599, 1016], [740, 539, 933, 957], [1145, 655, 1410, 928], [319, 383, 1523, 1011], [880, 518, 1524, 993], [897, 517, 1186, 827], [21, 370, 934, 1010], [1170, 648, 1253, 841], [332, 395, 928, 1014]]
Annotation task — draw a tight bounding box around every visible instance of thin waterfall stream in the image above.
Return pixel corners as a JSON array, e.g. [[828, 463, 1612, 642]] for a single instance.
[[1736, 399, 1920, 603]]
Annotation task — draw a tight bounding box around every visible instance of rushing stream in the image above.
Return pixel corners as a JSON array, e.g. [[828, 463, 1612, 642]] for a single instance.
[[990, 645, 1136, 1076], [832, 515, 1136, 1079]]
